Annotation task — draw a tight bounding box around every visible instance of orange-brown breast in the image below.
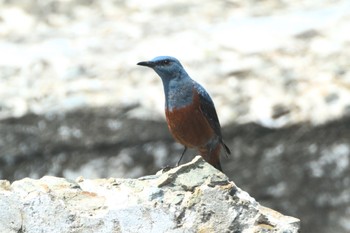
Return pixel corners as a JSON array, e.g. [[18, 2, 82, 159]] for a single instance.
[[165, 90, 215, 148]]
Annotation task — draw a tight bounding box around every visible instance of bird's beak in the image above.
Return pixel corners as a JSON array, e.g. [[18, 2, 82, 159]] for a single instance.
[[137, 61, 156, 68]]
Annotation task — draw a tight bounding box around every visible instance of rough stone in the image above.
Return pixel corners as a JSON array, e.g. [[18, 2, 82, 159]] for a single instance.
[[0, 1, 349, 232], [1, 1, 350, 126], [0, 156, 299, 233]]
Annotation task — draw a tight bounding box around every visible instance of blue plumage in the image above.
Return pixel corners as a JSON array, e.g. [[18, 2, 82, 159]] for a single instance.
[[146, 56, 194, 110], [137, 56, 230, 171]]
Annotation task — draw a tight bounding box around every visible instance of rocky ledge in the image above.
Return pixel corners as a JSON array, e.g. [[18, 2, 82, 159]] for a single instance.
[[0, 156, 299, 233]]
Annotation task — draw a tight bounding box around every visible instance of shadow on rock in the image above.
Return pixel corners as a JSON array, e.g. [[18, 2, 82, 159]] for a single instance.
[[0, 106, 349, 233], [0, 106, 173, 180], [222, 117, 350, 233]]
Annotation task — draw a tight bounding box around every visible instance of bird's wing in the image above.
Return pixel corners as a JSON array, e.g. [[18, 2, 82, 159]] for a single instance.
[[194, 83, 222, 138], [195, 83, 231, 156]]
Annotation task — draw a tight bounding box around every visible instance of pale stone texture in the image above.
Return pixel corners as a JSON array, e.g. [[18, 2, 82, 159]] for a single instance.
[[1, 1, 350, 127], [0, 157, 299, 233]]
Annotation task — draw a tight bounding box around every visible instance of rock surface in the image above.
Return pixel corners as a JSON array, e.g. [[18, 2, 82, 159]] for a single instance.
[[1, 1, 350, 127], [0, 108, 349, 233], [0, 1, 349, 233], [0, 156, 299, 233]]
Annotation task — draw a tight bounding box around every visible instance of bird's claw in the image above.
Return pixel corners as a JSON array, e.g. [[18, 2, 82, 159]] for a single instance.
[[161, 165, 175, 173]]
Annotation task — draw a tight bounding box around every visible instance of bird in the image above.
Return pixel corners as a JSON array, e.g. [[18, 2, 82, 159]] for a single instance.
[[137, 56, 230, 171]]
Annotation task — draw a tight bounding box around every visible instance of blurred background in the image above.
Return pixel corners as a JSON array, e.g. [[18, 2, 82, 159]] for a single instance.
[[1, 0, 350, 232]]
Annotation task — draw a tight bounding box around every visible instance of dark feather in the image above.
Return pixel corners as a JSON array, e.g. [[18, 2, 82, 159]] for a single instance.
[[197, 91, 221, 136], [197, 87, 231, 157]]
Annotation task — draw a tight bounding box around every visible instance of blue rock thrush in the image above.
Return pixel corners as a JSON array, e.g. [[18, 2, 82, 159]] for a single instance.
[[137, 56, 230, 171]]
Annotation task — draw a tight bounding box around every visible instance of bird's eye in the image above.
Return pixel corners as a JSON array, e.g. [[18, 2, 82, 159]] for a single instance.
[[162, 60, 170, 65]]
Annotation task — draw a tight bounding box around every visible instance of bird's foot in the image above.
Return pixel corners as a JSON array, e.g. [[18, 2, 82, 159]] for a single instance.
[[161, 165, 175, 173]]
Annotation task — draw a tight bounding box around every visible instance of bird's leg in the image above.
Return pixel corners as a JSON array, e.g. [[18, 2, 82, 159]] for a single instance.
[[176, 146, 187, 166], [161, 146, 188, 173]]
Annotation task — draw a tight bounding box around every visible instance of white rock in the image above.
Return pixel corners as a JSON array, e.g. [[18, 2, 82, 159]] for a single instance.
[[0, 157, 300, 233]]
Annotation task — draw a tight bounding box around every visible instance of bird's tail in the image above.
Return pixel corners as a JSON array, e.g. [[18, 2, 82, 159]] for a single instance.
[[198, 144, 222, 171], [221, 140, 231, 158]]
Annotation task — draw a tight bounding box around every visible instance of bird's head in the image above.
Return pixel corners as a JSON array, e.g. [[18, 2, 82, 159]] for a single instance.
[[137, 56, 187, 80]]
